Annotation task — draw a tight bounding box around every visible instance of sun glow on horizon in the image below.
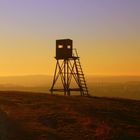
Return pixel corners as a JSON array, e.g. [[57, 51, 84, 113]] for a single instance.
[[0, 0, 140, 76]]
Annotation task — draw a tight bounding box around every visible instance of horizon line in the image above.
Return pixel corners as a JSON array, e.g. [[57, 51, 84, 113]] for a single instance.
[[0, 74, 140, 77]]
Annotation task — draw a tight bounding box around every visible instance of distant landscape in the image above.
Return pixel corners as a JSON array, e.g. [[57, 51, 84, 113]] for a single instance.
[[0, 75, 140, 100], [0, 77, 140, 140]]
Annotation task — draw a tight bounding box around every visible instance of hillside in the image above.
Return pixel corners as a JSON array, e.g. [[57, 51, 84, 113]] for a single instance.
[[0, 91, 140, 140]]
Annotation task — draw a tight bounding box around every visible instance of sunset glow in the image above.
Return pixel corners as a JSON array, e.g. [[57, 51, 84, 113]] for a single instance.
[[0, 0, 140, 76]]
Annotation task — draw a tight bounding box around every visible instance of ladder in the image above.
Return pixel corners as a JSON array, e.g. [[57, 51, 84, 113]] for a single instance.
[[73, 49, 89, 96]]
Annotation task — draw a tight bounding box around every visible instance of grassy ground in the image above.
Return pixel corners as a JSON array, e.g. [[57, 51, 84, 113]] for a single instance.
[[0, 91, 140, 140]]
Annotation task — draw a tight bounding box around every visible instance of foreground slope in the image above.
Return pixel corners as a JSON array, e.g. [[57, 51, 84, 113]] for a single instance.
[[0, 91, 140, 140]]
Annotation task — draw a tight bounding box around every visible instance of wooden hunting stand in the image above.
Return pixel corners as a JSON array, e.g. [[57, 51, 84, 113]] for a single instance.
[[50, 39, 88, 96]]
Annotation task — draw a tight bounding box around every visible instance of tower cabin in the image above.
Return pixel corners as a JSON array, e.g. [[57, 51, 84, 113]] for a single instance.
[[56, 39, 73, 60]]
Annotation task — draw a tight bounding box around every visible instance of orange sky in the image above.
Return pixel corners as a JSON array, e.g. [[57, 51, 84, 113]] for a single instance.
[[0, 0, 140, 76]]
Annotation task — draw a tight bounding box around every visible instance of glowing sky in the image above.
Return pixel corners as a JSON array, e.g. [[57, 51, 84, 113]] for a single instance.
[[0, 0, 140, 76]]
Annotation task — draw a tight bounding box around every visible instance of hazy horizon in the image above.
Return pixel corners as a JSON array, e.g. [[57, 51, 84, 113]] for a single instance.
[[0, 74, 140, 86], [0, 75, 139, 100]]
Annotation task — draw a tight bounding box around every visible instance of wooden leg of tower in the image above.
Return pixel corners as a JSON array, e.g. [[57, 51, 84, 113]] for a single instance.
[[50, 61, 58, 94]]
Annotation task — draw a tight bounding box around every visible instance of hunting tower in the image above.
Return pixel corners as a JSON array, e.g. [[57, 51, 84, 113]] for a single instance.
[[50, 39, 88, 96]]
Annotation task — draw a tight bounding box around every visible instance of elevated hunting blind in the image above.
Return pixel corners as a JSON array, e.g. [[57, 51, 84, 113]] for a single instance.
[[50, 39, 89, 96], [56, 39, 73, 59]]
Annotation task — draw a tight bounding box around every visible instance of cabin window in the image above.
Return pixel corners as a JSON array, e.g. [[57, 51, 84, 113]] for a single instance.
[[67, 45, 71, 49], [58, 45, 63, 48]]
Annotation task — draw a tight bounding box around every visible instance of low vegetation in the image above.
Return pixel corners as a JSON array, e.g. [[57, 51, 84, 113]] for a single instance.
[[0, 91, 140, 140]]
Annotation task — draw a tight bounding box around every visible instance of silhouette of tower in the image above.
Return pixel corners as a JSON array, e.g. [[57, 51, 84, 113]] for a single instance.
[[50, 39, 88, 96]]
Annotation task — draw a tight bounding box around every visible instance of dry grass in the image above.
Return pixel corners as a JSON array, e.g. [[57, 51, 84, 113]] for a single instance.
[[0, 91, 140, 140]]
